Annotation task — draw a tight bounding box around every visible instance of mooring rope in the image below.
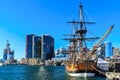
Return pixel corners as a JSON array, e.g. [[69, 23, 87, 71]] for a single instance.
[[90, 65, 105, 75]]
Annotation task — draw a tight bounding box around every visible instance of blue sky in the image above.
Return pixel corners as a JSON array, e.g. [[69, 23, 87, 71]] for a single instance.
[[0, 0, 120, 60]]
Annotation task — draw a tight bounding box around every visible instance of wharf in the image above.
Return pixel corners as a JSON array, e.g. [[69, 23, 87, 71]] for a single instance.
[[105, 72, 120, 80], [20, 58, 66, 66], [99, 58, 120, 80]]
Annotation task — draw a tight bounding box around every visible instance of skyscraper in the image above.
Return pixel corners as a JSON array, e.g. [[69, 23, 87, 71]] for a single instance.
[[26, 34, 34, 58], [26, 34, 54, 60], [3, 40, 14, 62], [33, 36, 41, 58], [26, 34, 41, 58], [105, 41, 112, 58], [97, 41, 113, 58], [41, 34, 54, 60]]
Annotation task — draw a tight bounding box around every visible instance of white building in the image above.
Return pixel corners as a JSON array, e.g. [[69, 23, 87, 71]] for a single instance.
[[97, 58, 109, 71]]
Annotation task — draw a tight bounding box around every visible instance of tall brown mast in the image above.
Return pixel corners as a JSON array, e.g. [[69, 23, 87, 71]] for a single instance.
[[63, 3, 99, 61]]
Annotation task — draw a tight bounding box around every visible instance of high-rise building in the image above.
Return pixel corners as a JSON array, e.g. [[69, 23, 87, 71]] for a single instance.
[[26, 34, 41, 58], [41, 34, 54, 60], [113, 47, 120, 56], [34, 36, 41, 58], [26, 34, 54, 60], [105, 41, 112, 58], [97, 41, 113, 58], [26, 34, 34, 58], [3, 40, 14, 62]]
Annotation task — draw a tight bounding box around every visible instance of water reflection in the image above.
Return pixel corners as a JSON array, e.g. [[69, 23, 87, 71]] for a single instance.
[[38, 66, 108, 80], [0, 65, 109, 80]]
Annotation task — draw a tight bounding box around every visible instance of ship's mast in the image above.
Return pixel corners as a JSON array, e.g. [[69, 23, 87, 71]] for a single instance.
[[76, 4, 97, 55], [75, 4, 88, 60], [79, 4, 86, 50], [79, 4, 83, 49], [63, 3, 98, 62]]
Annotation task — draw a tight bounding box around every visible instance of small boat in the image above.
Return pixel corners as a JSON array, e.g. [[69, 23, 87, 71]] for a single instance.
[[0, 62, 4, 66]]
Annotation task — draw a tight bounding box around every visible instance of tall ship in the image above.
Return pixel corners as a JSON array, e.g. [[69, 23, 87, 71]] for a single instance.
[[63, 3, 114, 77]]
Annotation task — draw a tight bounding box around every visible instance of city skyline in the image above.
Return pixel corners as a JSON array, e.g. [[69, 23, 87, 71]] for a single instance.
[[0, 0, 120, 60]]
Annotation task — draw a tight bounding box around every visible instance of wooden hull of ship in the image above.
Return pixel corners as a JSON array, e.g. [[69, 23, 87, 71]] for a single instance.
[[66, 62, 95, 77]]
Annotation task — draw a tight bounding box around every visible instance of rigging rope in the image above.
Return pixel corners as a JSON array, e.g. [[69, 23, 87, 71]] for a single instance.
[[91, 65, 105, 75]]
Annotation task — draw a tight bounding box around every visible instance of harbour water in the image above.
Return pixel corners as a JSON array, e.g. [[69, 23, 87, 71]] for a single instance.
[[0, 65, 109, 80]]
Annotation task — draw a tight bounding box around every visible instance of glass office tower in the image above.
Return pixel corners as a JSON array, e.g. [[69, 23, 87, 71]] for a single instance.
[[41, 34, 54, 60]]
